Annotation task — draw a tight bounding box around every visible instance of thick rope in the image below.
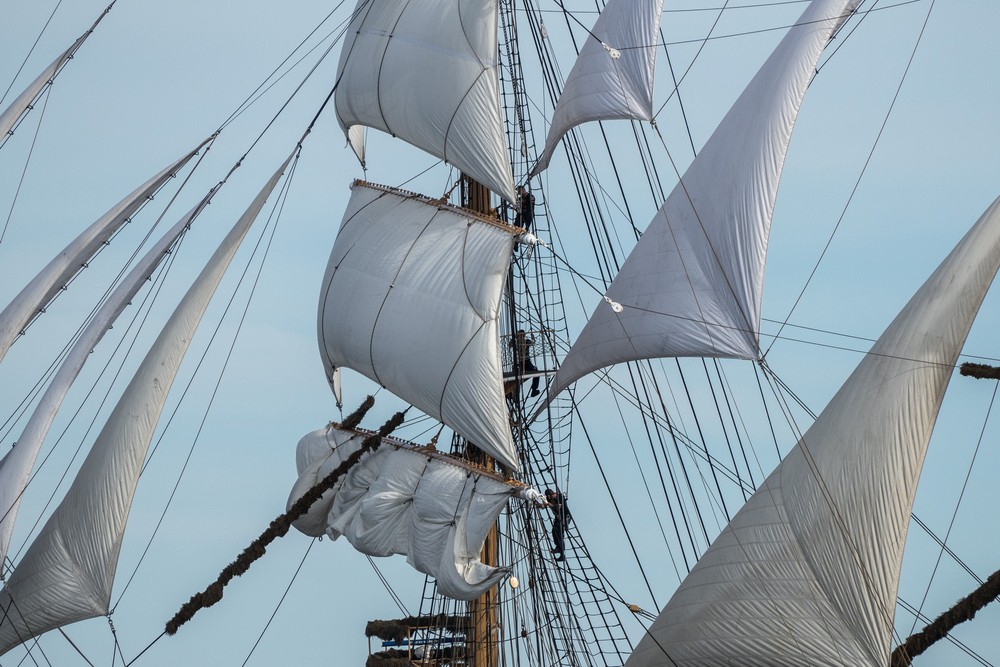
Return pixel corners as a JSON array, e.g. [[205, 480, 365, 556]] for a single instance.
[[890, 568, 1000, 666], [165, 399, 400, 636]]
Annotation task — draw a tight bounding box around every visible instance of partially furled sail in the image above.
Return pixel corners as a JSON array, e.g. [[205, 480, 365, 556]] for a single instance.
[[287, 425, 538, 600], [0, 156, 291, 656], [318, 181, 520, 470], [531, 0, 663, 175], [0, 139, 210, 364], [627, 194, 1000, 666], [334, 0, 516, 202], [548, 0, 860, 398]]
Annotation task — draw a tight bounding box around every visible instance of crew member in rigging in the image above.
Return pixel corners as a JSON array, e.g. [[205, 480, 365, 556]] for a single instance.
[[509, 329, 540, 397], [515, 184, 535, 231], [544, 488, 572, 561]]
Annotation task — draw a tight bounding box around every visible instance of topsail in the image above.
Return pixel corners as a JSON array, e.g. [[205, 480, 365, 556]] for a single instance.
[[334, 0, 515, 202], [627, 194, 1000, 666], [531, 0, 663, 175], [318, 181, 520, 470], [547, 0, 860, 398]]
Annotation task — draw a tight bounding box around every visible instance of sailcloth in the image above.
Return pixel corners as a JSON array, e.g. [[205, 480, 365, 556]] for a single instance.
[[334, 0, 516, 202], [531, 0, 663, 175], [627, 194, 1000, 666], [548, 0, 860, 398], [0, 139, 210, 364], [288, 425, 537, 600], [318, 181, 520, 470], [0, 183, 215, 573], [0, 156, 291, 655]]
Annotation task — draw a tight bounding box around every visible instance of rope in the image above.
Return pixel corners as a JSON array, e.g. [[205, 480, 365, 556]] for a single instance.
[[164, 402, 397, 636]]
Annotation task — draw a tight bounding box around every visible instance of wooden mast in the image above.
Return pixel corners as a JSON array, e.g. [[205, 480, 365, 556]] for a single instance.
[[462, 174, 501, 667]]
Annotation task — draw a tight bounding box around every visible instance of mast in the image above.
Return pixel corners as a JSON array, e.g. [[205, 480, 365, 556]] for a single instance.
[[462, 174, 502, 667]]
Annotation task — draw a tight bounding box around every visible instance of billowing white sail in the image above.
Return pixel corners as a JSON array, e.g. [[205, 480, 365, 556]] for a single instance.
[[627, 194, 1000, 666], [0, 186, 213, 573], [334, 0, 516, 202], [0, 156, 291, 655], [0, 139, 210, 363], [548, 0, 860, 398], [531, 0, 663, 175], [288, 425, 537, 600], [318, 181, 520, 470]]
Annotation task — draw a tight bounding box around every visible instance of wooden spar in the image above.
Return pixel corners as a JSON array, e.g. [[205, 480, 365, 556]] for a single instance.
[[462, 173, 502, 667]]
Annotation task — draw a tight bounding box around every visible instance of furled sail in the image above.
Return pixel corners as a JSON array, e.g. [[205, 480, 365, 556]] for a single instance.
[[531, 0, 664, 175], [0, 156, 291, 655], [318, 181, 520, 470], [0, 139, 210, 364], [627, 194, 1000, 666], [548, 0, 860, 398], [334, 0, 516, 202], [288, 425, 538, 600]]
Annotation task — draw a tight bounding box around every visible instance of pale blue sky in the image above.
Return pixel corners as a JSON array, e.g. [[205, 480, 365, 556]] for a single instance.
[[2, 1, 1000, 665]]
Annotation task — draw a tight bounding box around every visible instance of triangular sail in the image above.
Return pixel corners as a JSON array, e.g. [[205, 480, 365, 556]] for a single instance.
[[531, 0, 664, 176], [288, 425, 537, 600], [318, 181, 519, 471], [0, 139, 210, 364], [334, 0, 516, 202], [627, 194, 1000, 666], [548, 0, 860, 398], [0, 185, 213, 573], [0, 156, 291, 655]]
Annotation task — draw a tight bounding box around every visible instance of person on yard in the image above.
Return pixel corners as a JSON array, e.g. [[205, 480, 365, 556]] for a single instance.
[[515, 185, 535, 231], [509, 329, 540, 396], [544, 488, 572, 560]]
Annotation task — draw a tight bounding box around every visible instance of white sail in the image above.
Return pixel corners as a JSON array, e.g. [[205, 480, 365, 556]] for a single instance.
[[627, 194, 1000, 666], [548, 0, 860, 398], [0, 156, 291, 655], [0, 39, 84, 140], [288, 425, 536, 600], [318, 181, 519, 470], [0, 140, 210, 363], [334, 0, 516, 202], [531, 0, 663, 175], [0, 187, 213, 573]]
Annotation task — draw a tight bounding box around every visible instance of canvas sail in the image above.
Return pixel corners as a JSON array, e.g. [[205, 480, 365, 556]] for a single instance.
[[288, 425, 538, 600], [531, 0, 664, 175], [318, 181, 520, 471], [334, 0, 516, 202], [548, 0, 860, 398], [0, 140, 210, 364], [0, 157, 291, 655], [627, 194, 1000, 666], [0, 186, 214, 573]]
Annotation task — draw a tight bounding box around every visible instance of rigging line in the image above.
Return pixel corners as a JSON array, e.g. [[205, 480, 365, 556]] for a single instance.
[[113, 151, 301, 609], [365, 556, 411, 616], [4, 239, 186, 566], [241, 539, 316, 667], [568, 397, 662, 610], [907, 378, 999, 636], [218, 0, 354, 131], [703, 358, 752, 501], [610, 367, 689, 577], [895, 598, 994, 667], [764, 0, 936, 357], [123, 631, 165, 667], [0, 136, 217, 371], [650, 0, 733, 123], [54, 628, 94, 667], [0, 0, 65, 106], [0, 88, 51, 248]]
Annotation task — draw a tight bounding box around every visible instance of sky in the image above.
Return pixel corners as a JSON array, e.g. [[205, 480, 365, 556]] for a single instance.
[[2, 0, 1000, 665]]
